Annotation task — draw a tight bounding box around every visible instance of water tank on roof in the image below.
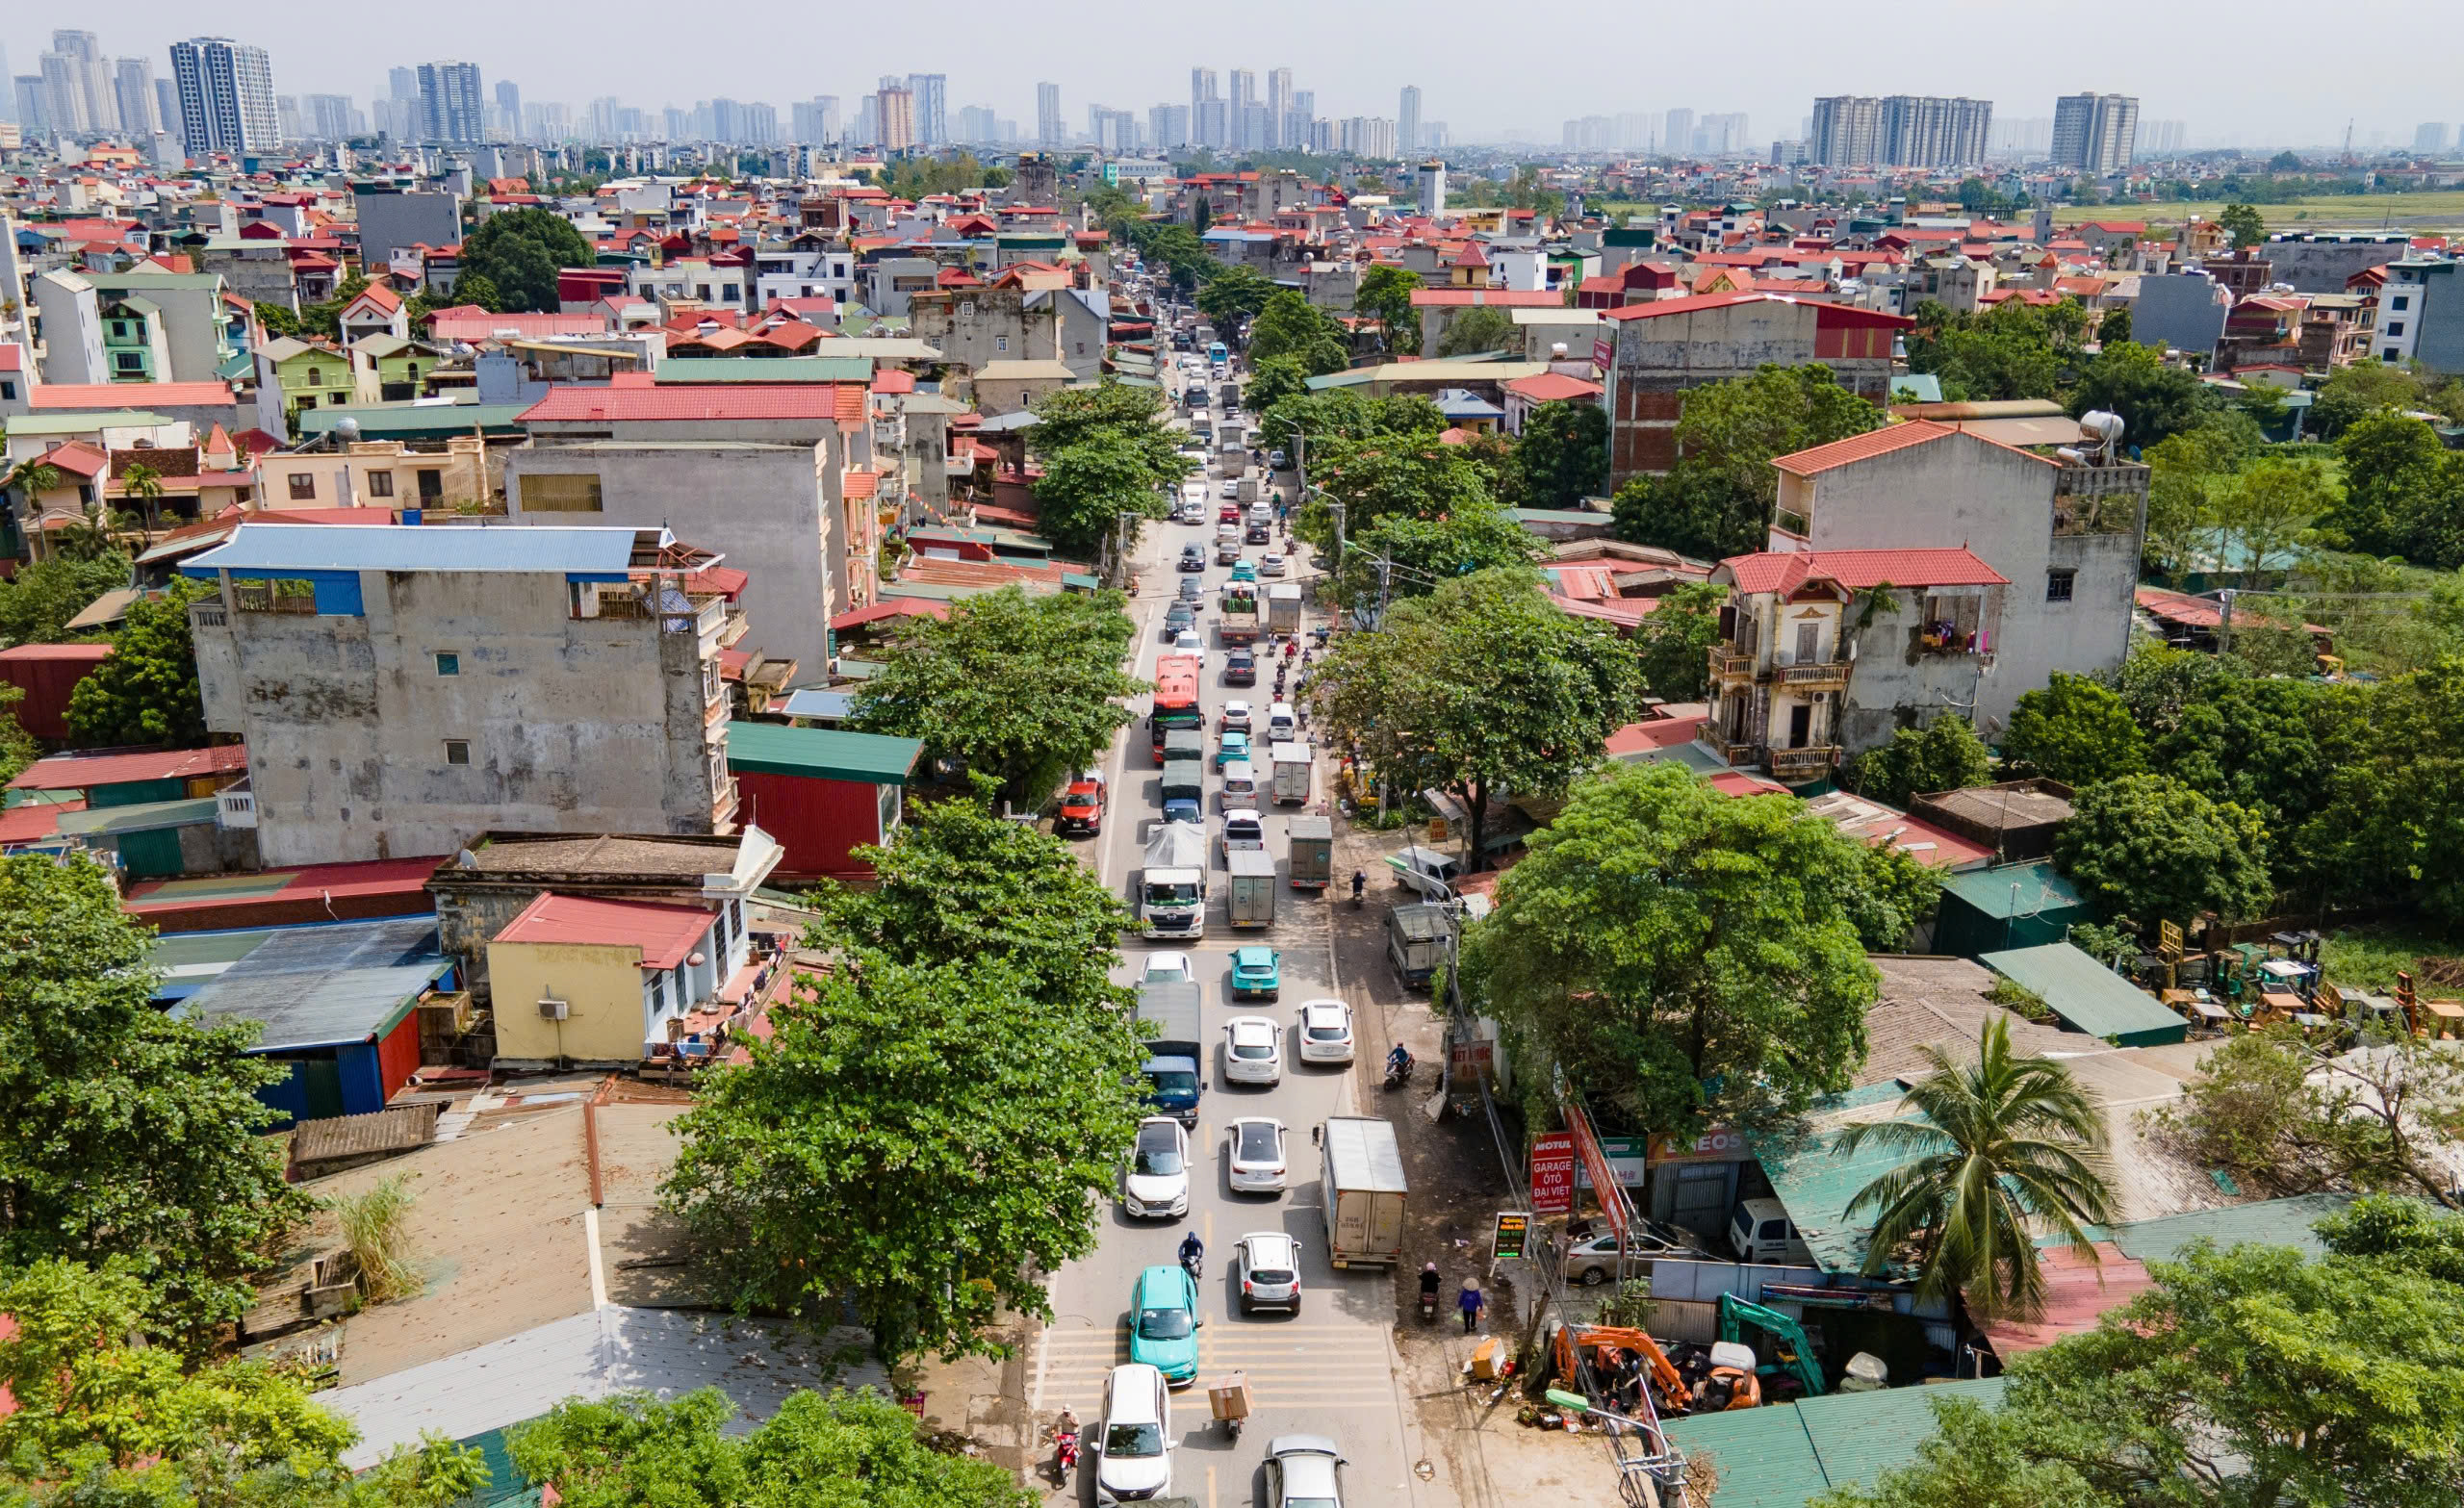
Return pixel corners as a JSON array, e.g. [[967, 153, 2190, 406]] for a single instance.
[[2081, 410, 2126, 450], [332, 417, 361, 443]]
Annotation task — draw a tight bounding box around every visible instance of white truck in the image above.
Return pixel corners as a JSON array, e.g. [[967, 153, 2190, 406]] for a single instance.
[[1266, 583, 1303, 635], [1140, 824, 1209, 940], [1270, 742, 1312, 806], [1226, 847, 1278, 929], [1320, 1116, 1408, 1268]]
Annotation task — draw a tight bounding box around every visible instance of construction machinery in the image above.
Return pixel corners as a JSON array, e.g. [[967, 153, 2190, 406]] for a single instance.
[[1552, 1324, 1759, 1415], [1717, 1294, 1826, 1399]]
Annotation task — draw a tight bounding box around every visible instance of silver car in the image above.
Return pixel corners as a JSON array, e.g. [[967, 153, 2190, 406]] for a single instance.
[[1266, 1434, 1345, 1506]]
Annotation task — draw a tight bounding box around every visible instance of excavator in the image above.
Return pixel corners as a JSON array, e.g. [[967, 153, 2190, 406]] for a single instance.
[[1717, 1293, 1827, 1399], [1552, 1324, 1762, 1415]]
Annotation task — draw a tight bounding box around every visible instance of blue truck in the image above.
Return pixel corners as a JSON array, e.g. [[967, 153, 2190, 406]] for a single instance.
[[1136, 982, 1204, 1126]]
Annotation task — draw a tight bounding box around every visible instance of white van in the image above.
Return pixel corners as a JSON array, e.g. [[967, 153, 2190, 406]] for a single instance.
[[1267, 703, 1297, 742], [1728, 1197, 1813, 1265], [1220, 759, 1258, 804]]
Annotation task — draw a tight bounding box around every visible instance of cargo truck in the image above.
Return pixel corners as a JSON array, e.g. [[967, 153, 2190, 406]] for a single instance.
[[1218, 583, 1260, 644], [1226, 847, 1278, 929], [1318, 1116, 1407, 1267], [1270, 742, 1312, 806], [1266, 583, 1303, 636], [1140, 823, 1209, 939], [1286, 814, 1333, 888], [1136, 982, 1204, 1124], [1159, 760, 1205, 828]]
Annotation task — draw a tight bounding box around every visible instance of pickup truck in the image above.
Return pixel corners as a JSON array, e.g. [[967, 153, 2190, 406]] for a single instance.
[[1219, 585, 1260, 644], [1058, 777, 1105, 836]]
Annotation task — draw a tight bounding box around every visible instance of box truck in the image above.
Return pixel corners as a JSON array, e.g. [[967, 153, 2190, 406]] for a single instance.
[[1266, 583, 1303, 636], [1141, 824, 1209, 939], [1319, 1116, 1407, 1267], [1270, 742, 1312, 806], [1286, 814, 1333, 888], [1226, 847, 1278, 929], [1136, 983, 1204, 1124]]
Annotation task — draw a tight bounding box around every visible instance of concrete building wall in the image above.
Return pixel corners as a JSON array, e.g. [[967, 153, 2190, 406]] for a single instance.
[[503, 441, 835, 673], [2132, 273, 2231, 359], [89, 274, 229, 382], [353, 188, 464, 268], [2262, 234, 2412, 294], [909, 286, 1059, 373], [31, 270, 106, 384], [1607, 300, 1872, 482], [485, 939, 657, 1064], [192, 567, 726, 865]]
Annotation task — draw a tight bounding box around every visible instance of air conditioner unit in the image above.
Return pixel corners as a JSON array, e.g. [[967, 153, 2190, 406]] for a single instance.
[[538, 997, 570, 1020]]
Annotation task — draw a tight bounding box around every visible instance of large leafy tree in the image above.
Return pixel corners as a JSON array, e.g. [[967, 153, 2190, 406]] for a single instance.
[[1031, 432, 1169, 560], [2001, 672, 2148, 784], [1255, 388, 1443, 461], [2309, 359, 2429, 441], [508, 1388, 1031, 1508], [2328, 410, 2462, 566], [1462, 761, 1897, 1138], [847, 587, 1140, 809], [0, 856, 313, 1343], [1194, 263, 1275, 335], [455, 207, 594, 314], [2217, 200, 2267, 248], [1905, 300, 2066, 403], [1632, 580, 1724, 701], [1311, 570, 1635, 865], [1851, 715, 1992, 807], [2147, 674, 2348, 840], [1353, 264, 1423, 353], [1302, 429, 1495, 536], [0, 551, 130, 648], [1835, 1018, 2116, 1321], [64, 578, 210, 748], [1330, 506, 1545, 612], [1242, 354, 1309, 415], [1245, 290, 1349, 375], [1612, 363, 1881, 559], [661, 950, 1146, 1363], [2068, 341, 2212, 450], [2296, 658, 2464, 921], [1435, 305, 1518, 358], [2055, 774, 2272, 928], [1513, 399, 1608, 509]]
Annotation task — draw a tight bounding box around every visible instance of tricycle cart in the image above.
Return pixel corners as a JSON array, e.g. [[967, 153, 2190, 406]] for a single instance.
[[1207, 1370, 1251, 1441]]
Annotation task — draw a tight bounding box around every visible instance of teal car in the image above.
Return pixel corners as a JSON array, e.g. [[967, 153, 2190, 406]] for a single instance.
[[1128, 1264, 1200, 1385], [1228, 560, 1259, 584], [1216, 729, 1253, 769], [1231, 946, 1282, 1000]]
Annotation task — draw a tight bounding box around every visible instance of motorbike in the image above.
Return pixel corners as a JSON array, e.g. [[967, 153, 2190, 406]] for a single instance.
[[1181, 1250, 1203, 1283], [1419, 1287, 1440, 1324], [1350, 874, 1367, 909], [1383, 1052, 1416, 1091], [1048, 1424, 1079, 1483]]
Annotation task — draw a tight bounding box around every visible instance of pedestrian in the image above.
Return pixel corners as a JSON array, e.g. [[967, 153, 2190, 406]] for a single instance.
[[1457, 1277, 1485, 1334]]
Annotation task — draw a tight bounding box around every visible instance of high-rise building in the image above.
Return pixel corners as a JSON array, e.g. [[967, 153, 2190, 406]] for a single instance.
[[877, 85, 915, 152], [495, 79, 522, 140], [2415, 121, 2451, 155], [388, 67, 417, 103], [114, 58, 159, 135], [1663, 108, 1695, 157], [415, 60, 485, 143], [1266, 67, 1291, 149], [1810, 95, 1989, 166], [304, 93, 358, 141], [1191, 67, 1219, 145], [1037, 81, 1062, 145], [1151, 103, 1191, 150], [1418, 159, 1446, 217], [1338, 116, 1396, 159], [1229, 68, 1256, 147], [1195, 98, 1228, 151], [169, 38, 278, 156], [1399, 85, 1421, 154], [156, 77, 181, 140], [907, 74, 946, 144], [14, 76, 49, 136], [46, 31, 116, 135], [792, 96, 839, 144], [2144, 119, 2187, 154], [2050, 92, 2138, 174]]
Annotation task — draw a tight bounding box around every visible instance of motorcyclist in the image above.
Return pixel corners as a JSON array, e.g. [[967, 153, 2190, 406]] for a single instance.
[[1178, 1231, 1204, 1273], [1351, 869, 1368, 902], [1419, 1263, 1442, 1302], [1387, 1041, 1412, 1076], [1055, 1406, 1080, 1440]]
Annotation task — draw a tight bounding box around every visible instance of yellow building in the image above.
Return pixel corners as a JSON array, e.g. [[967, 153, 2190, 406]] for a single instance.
[[485, 892, 743, 1068]]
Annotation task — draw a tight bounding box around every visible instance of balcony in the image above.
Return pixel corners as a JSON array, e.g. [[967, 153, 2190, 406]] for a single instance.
[[216, 780, 256, 830], [190, 598, 229, 630], [231, 580, 317, 615], [1766, 745, 1841, 781], [1707, 648, 1757, 683], [1776, 658, 1851, 690]]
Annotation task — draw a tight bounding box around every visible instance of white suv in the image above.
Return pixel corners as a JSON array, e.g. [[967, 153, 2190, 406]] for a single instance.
[[1296, 998, 1354, 1064], [1223, 1015, 1284, 1086], [1095, 1363, 1173, 1504], [1235, 1231, 1304, 1314]]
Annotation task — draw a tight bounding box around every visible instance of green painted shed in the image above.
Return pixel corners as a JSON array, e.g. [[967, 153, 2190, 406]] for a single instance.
[[1980, 941, 2189, 1047]]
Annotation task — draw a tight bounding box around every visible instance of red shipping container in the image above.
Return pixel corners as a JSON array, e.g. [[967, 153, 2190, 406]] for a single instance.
[[0, 643, 114, 741]]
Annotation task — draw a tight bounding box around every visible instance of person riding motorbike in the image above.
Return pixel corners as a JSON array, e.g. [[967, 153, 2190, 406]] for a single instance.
[[1387, 1041, 1412, 1077], [1351, 869, 1367, 903], [1418, 1263, 1442, 1316], [1178, 1231, 1204, 1276]]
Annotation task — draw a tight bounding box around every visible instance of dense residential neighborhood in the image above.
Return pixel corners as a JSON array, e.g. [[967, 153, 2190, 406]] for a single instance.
[[4, 24, 2464, 1508]]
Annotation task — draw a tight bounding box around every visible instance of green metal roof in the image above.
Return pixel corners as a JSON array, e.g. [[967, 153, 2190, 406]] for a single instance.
[[298, 402, 530, 437], [1508, 507, 1614, 524], [56, 795, 220, 836], [725, 721, 922, 786], [6, 411, 177, 435], [654, 356, 875, 384], [1753, 1103, 1931, 1276], [1980, 942, 2188, 1046], [1662, 1378, 2008, 1508], [1938, 860, 2090, 920], [2112, 1192, 2358, 1266]]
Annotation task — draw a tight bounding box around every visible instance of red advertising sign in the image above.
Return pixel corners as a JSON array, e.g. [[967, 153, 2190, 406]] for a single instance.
[[1647, 1126, 1749, 1165], [1590, 337, 1614, 371], [1529, 1132, 1576, 1214], [1564, 1107, 1630, 1242]]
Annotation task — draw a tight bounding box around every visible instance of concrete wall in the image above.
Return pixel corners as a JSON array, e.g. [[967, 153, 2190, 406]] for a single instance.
[[31, 271, 106, 384], [1606, 300, 1895, 483], [90, 274, 229, 382], [504, 441, 835, 672], [192, 567, 726, 866], [354, 189, 463, 268], [909, 287, 1059, 373], [2262, 234, 2411, 294], [2133, 273, 2231, 358], [486, 939, 655, 1064]]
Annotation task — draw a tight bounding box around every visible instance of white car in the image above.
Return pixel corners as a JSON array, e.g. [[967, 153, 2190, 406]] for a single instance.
[[1223, 1015, 1284, 1086], [1123, 1116, 1191, 1219], [1237, 1232, 1305, 1314], [1225, 1116, 1288, 1193], [1095, 1364, 1174, 1505], [1296, 998, 1355, 1064], [1260, 552, 1288, 577], [1170, 628, 1206, 667], [1220, 699, 1253, 732], [1265, 1435, 1345, 1506], [1220, 478, 1241, 498], [1221, 809, 1266, 854], [1142, 952, 1194, 985], [1389, 844, 1465, 899]]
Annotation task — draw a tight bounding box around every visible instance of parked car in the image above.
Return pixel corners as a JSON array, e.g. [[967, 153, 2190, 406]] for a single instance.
[[1058, 779, 1105, 837], [1265, 1435, 1344, 1506], [1215, 729, 1253, 769], [1225, 647, 1257, 685], [1095, 1365, 1174, 1505], [1222, 1014, 1284, 1086], [1388, 844, 1464, 899], [1142, 952, 1194, 985], [1235, 1231, 1305, 1315], [1178, 544, 1206, 573], [1296, 998, 1355, 1064], [1260, 552, 1287, 577], [1230, 946, 1282, 1001], [1122, 1116, 1191, 1219], [1220, 699, 1253, 732], [1128, 1265, 1200, 1385], [1225, 1116, 1288, 1193]]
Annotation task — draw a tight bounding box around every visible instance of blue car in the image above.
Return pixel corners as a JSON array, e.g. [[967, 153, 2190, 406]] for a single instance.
[[1230, 946, 1282, 1001], [1216, 730, 1253, 770], [1127, 1264, 1200, 1385]]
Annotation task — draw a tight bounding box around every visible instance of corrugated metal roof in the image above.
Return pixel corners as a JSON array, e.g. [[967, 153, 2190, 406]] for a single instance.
[[184, 916, 449, 1051], [1938, 861, 2090, 919], [654, 356, 874, 384], [12, 743, 248, 791], [491, 892, 714, 969], [288, 1102, 439, 1166], [56, 795, 219, 835], [1793, 1377, 2011, 1495], [1755, 1108, 1931, 1276], [180, 523, 639, 576], [297, 402, 531, 436], [1980, 943, 2188, 1046], [1660, 1403, 1826, 1508], [1662, 1377, 2010, 1507], [724, 721, 921, 785], [28, 380, 236, 409], [2111, 1192, 2357, 1266], [4, 411, 177, 435]]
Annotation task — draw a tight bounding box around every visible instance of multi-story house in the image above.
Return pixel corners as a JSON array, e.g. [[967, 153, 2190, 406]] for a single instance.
[[180, 524, 740, 866]]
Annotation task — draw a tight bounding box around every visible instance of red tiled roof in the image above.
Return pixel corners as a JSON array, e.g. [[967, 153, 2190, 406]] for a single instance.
[[37, 441, 110, 477], [1409, 289, 1564, 308], [1772, 421, 1956, 475], [1598, 290, 1783, 322], [426, 310, 607, 341], [1720, 548, 2009, 595], [869, 369, 916, 395], [1505, 372, 1604, 402], [120, 856, 443, 915], [1605, 715, 1707, 755], [842, 470, 881, 499], [493, 892, 715, 968], [10, 743, 249, 792], [831, 598, 950, 630], [28, 381, 236, 410], [520, 384, 867, 424], [0, 643, 114, 665]]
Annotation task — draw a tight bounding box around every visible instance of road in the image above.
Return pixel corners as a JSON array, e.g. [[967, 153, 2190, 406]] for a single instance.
[[1028, 358, 1449, 1508]]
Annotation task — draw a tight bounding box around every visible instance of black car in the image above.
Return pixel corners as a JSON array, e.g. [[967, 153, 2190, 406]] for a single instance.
[[1178, 545, 1206, 572], [1225, 647, 1257, 685]]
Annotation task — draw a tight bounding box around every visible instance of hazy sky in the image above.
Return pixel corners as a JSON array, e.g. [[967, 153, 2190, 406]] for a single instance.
[[9, 0, 2461, 148]]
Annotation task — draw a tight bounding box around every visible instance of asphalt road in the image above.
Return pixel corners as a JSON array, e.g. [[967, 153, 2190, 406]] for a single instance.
[[1028, 368, 1444, 1508]]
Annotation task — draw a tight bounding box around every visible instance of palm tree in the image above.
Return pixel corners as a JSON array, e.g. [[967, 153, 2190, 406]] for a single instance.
[[119, 462, 165, 544], [1835, 1015, 2117, 1322]]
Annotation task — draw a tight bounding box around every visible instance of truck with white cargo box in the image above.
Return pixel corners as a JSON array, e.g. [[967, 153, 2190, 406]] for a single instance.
[[1319, 1116, 1407, 1267], [1226, 847, 1278, 929], [1141, 823, 1209, 939], [1266, 583, 1303, 635], [1270, 742, 1312, 806], [1286, 814, 1333, 888], [1386, 902, 1449, 987]]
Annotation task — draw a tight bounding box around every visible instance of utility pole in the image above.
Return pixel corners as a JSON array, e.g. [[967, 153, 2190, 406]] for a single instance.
[[1373, 555, 1393, 631]]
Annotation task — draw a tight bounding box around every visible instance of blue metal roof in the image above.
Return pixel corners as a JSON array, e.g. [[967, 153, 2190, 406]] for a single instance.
[[183, 916, 449, 1052], [180, 524, 641, 577]]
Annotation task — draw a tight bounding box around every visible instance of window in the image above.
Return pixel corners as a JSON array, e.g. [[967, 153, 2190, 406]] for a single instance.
[[435, 652, 459, 676], [2046, 569, 2076, 603], [522, 473, 603, 512], [2387, 322, 2405, 338], [995, 335, 1009, 352], [2385, 347, 2403, 361], [2392, 294, 2410, 311], [367, 470, 395, 498], [114, 353, 145, 372], [287, 473, 317, 500], [444, 739, 471, 765], [0, 381, 13, 401], [304, 367, 322, 387]]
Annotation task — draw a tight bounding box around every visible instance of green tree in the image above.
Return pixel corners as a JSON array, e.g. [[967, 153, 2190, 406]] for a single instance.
[[2095, 305, 2132, 345], [2055, 774, 2272, 927], [847, 587, 1139, 810], [64, 578, 210, 748], [0, 684, 37, 785], [2297, 658, 2464, 921], [2068, 342, 2212, 449], [1851, 715, 1992, 807], [1435, 305, 1518, 357], [2147, 674, 2344, 839], [2315, 1193, 2464, 1282], [1612, 364, 1883, 559], [2218, 201, 2267, 248], [1254, 388, 1442, 461], [2002, 672, 2148, 783], [661, 950, 1145, 1362], [1245, 290, 1348, 375], [2139, 415, 2260, 579], [1024, 380, 1185, 479], [2329, 409, 2461, 565], [1462, 761, 1891, 1138], [1906, 301, 2063, 403], [1512, 399, 1608, 509], [1242, 354, 1309, 415], [1610, 465, 1762, 561], [0, 856, 315, 1344], [449, 269, 503, 313], [1353, 264, 1423, 353], [118, 461, 166, 541], [1834, 1017, 2115, 1320], [2205, 453, 2325, 582], [1032, 432, 1169, 559], [1194, 264, 1275, 335], [1330, 506, 1544, 611], [1310, 570, 1636, 866], [0, 551, 132, 647], [454, 207, 593, 314], [507, 1388, 1031, 1508], [1301, 429, 1494, 536], [2310, 359, 2426, 440], [1631, 580, 1724, 701]]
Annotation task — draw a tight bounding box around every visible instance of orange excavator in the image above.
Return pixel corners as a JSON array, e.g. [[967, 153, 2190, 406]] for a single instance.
[[1552, 1324, 1761, 1415]]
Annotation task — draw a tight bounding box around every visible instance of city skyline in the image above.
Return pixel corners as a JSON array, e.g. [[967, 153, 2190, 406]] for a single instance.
[[4, 1, 2459, 150]]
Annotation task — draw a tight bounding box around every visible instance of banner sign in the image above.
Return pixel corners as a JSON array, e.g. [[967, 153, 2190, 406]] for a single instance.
[[1529, 1132, 1576, 1214]]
